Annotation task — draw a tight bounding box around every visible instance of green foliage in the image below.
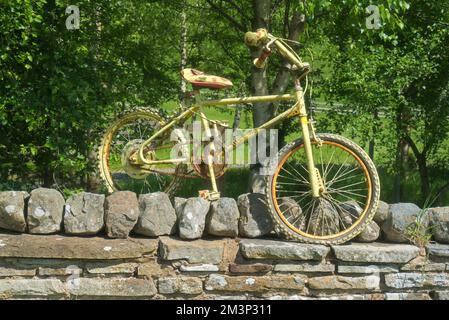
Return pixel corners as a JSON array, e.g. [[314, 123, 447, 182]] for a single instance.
[[0, 0, 181, 189], [405, 196, 438, 248], [313, 0, 449, 203], [1, 0, 448, 203]]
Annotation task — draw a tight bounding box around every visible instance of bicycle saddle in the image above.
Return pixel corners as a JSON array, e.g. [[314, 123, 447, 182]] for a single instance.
[[181, 68, 233, 90]]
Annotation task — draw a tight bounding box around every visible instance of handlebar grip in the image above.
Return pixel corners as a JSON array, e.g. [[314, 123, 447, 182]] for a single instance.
[[244, 28, 268, 47], [253, 49, 271, 69]]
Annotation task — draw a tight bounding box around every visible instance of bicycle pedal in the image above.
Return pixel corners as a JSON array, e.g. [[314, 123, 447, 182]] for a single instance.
[[198, 190, 221, 201]]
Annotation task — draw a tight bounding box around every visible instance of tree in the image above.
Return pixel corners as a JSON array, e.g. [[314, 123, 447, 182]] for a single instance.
[[203, 0, 307, 192], [317, 0, 449, 203], [0, 0, 182, 192]]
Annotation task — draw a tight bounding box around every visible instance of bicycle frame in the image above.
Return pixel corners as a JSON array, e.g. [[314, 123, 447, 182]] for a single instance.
[[132, 84, 322, 199], [130, 35, 323, 199]]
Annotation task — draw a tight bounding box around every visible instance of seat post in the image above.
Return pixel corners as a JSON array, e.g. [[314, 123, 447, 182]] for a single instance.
[[199, 111, 220, 197]]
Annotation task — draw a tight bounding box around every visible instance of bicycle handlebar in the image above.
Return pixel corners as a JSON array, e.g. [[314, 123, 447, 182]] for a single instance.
[[253, 48, 271, 69], [245, 28, 307, 72]]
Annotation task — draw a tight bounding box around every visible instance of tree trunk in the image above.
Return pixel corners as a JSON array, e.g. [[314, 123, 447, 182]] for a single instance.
[[248, 2, 307, 192], [179, 1, 188, 104], [248, 0, 272, 193], [269, 11, 305, 117], [393, 138, 407, 202], [416, 155, 430, 204], [404, 133, 432, 206], [205, 1, 306, 192], [250, 0, 271, 127], [368, 139, 375, 160], [369, 111, 379, 160], [436, 182, 449, 205], [232, 107, 242, 131], [86, 4, 103, 192]]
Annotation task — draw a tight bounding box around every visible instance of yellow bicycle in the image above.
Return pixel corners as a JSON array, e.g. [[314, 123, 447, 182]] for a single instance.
[[98, 29, 380, 244]]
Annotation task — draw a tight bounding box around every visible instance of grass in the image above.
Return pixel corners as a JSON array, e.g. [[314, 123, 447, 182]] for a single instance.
[[7, 101, 444, 204], [405, 207, 434, 250], [175, 167, 251, 199], [377, 167, 449, 205], [109, 101, 449, 205], [171, 165, 449, 206], [161, 100, 253, 129]]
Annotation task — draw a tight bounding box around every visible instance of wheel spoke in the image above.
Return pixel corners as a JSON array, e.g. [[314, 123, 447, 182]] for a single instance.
[[100, 111, 185, 196], [272, 137, 376, 242]]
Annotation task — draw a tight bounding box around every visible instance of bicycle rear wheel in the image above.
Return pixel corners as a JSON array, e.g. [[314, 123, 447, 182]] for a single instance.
[[266, 133, 380, 244], [98, 107, 186, 196]]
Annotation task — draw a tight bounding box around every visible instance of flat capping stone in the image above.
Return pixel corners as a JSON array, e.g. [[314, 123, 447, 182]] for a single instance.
[[332, 242, 420, 264], [0, 233, 157, 260]]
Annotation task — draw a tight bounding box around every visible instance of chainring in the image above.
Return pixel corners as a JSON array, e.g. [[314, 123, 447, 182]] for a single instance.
[[120, 139, 153, 180]]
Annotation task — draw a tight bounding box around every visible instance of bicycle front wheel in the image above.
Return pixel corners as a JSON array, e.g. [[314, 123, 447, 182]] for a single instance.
[[266, 133, 380, 244]]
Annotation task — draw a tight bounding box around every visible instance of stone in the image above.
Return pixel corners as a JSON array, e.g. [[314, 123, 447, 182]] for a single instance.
[[0, 233, 157, 260], [27, 188, 65, 234], [385, 292, 431, 300], [104, 191, 139, 239], [354, 220, 380, 243], [180, 264, 220, 272], [0, 279, 67, 298], [277, 197, 305, 230], [381, 203, 427, 243], [385, 273, 449, 289], [178, 197, 210, 240], [137, 260, 173, 278], [85, 262, 138, 275], [308, 198, 340, 235], [373, 201, 389, 224], [248, 170, 269, 194], [63, 192, 105, 235], [433, 291, 449, 300], [338, 201, 362, 230], [68, 278, 157, 298], [240, 239, 330, 261], [159, 237, 224, 264], [332, 242, 419, 263], [274, 263, 335, 273], [0, 191, 28, 232], [134, 192, 177, 237], [426, 243, 449, 259], [207, 198, 239, 237], [237, 193, 273, 238], [158, 277, 203, 295], [265, 294, 310, 300], [174, 197, 187, 217], [337, 264, 398, 274], [308, 275, 380, 290], [229, 263, 273, 274], [38, 266, 82, 277], [205, 274, 306, 292], [268, 294, 383, 301], [210, 295, 249, 300], [0, 265, 36, 277], [401, 256, 446, 272], [429, 207, 449, 244]]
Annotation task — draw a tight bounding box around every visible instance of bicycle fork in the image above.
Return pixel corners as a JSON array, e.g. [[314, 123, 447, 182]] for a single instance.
[[295, 80, 324, 198]]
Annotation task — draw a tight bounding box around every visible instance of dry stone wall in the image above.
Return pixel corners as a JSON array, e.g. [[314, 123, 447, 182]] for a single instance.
[[0, 234, 448, 300], [0, 188, 448, 300]]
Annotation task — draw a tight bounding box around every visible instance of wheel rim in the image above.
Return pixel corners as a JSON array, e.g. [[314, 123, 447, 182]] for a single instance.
[[271, 140, 373, 240], [100, 111, 184, 195]]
